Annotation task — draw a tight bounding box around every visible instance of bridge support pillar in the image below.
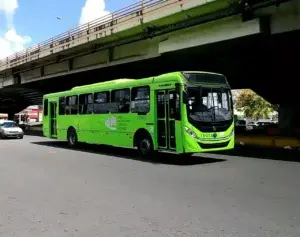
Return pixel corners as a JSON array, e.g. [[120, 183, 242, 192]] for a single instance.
[[278, 105, 300, 134], [7, 112, 15, 120]]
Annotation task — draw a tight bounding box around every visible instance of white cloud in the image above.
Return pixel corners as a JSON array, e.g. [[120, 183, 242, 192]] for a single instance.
[[0, 29, 31, 58], [79, 0, 110, 25], [0, 0, 31, 59], [0, 0, 18, 28]]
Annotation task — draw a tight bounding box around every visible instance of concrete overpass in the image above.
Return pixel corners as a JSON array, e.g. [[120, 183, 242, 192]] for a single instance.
[[0, 0, 300, 126]]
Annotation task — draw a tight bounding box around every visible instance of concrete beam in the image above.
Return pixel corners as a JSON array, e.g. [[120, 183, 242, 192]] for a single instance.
[[44, 61, 69, 76], [270, 0, 300, 34], [158, 16, 261, 54], [1, 75, 14, 87], [20, 68, 42, 83], [73, 50, 109, 69], [253, 1, 300, 35], [113, 39, 159, 60], [20, 52, 160, 84]]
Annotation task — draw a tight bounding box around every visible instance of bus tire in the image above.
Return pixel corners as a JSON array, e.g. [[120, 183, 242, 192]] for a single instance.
[[137, 134, 154, 157], [67, 127, 78, 148]]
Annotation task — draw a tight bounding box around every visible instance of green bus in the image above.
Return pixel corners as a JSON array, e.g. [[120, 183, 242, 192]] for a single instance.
[[43, 71, 234, 156]]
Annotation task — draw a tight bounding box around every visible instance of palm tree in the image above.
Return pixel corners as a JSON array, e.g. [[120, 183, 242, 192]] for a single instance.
[[235, 89, 277, 120], [252, 96, 273, 120]]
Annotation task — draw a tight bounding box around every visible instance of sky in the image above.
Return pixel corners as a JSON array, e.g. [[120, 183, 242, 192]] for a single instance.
[[0, 0, 139, 59]]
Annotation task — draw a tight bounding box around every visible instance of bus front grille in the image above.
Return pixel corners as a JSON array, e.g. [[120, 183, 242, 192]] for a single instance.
[[198, 141, 229, 149]]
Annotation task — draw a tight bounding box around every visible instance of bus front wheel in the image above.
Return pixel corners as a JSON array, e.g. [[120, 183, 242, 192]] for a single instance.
[[67, 127, 78, 148], [137, 135, 154, 156]]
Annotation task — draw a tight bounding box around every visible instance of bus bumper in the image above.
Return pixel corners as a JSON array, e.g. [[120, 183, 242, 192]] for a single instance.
[[184, 136, 235, 153]]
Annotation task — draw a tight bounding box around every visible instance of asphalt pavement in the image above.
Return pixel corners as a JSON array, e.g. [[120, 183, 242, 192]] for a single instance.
[[0, 135, 299, 237]]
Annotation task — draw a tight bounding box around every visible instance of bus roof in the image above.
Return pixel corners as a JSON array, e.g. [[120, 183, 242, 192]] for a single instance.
[[182, 71, 224, 76], [44, 72, 176, 98], [44, 71, 227, 98], [71, 79, 136, 90]]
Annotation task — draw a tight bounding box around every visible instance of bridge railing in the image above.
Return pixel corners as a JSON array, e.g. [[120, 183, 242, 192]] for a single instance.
[[0, 0, 168, 70], [0, 0, 202, 71]]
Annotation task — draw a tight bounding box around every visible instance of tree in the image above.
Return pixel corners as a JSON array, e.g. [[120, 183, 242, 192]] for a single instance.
[[235, 89, 277, 120]]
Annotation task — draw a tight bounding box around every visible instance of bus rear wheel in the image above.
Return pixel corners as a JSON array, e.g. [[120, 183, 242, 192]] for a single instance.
[[67, 127, 78, 148], [137, 135, 154, 156]]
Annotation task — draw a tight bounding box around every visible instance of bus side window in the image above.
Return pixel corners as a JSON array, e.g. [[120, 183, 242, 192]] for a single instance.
[[111, 89, 130, 113], [79, 93, 93, 114], [131, 86, 150, 114], [59, 97, 66, 115], [169, 92, 180, 120], [94, 91, 110, 114], [43, 99, 48, 116], [66, 96, 78, 115], [157, 92, 165, 118]]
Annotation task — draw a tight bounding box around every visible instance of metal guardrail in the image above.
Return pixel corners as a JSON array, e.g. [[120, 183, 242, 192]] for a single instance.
[[0, 0, 172, 70]]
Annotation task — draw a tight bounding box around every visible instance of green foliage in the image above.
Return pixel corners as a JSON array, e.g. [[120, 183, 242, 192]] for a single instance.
[[235, 89, 277, 120]]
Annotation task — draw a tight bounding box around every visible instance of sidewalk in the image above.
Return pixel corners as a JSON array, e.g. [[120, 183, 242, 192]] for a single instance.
[[236, 134, 300, 149]]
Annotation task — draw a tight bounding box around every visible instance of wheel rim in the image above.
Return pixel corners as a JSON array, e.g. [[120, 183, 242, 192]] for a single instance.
[[140, 139, 151, 154]]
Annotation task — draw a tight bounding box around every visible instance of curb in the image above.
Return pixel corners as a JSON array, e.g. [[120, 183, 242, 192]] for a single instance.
[[236, 135, 300, 150]]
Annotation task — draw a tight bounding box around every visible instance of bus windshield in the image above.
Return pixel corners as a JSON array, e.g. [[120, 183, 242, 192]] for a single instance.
[[187, 87, 233, 122]]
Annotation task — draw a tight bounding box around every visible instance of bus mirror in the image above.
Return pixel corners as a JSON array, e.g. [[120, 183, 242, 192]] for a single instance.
[[183, 91, 189, 104]]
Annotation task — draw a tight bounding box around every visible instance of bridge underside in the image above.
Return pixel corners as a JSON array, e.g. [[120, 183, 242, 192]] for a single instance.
[[1, 30, 299, 115]]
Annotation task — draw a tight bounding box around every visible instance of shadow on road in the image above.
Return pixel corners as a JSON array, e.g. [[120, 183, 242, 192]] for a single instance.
[[24, 131, 43, 137], [215, 146, 300, 163], [31, 141, 226, 166]]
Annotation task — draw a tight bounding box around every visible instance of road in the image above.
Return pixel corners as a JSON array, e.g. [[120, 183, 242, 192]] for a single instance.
[[0, 136, 299, 237]]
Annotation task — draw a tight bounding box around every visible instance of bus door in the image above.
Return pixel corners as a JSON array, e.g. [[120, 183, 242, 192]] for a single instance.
[[156, 90, 181, 151], [49, 101, 57, 137]]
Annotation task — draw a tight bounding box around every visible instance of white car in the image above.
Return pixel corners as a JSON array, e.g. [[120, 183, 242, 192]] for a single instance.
[[0, 120, 24, 139]]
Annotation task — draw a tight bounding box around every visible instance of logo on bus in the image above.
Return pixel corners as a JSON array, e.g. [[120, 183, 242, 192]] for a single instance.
[[105, 116, 117, 130]]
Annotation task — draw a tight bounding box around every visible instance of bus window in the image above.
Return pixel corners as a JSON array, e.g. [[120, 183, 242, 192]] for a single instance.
[[66, 96, 78, 115], [94, 91, 109, 114], [43, 99, 48, 116], [157, 92, 165, 118], [169, 91, 180, 119], [79, 93, 93, 114], [111, 89, 130, 113], [59, 97, 66, 115], [131, 86, 150, 114]]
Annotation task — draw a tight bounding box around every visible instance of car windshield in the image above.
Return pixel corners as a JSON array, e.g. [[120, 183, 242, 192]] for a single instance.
[[1, 122, 18, 128], [187, 87, 233, 122]]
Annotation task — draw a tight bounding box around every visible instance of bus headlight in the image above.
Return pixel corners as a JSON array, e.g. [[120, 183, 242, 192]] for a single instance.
[[184, 126, 198, 138]]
